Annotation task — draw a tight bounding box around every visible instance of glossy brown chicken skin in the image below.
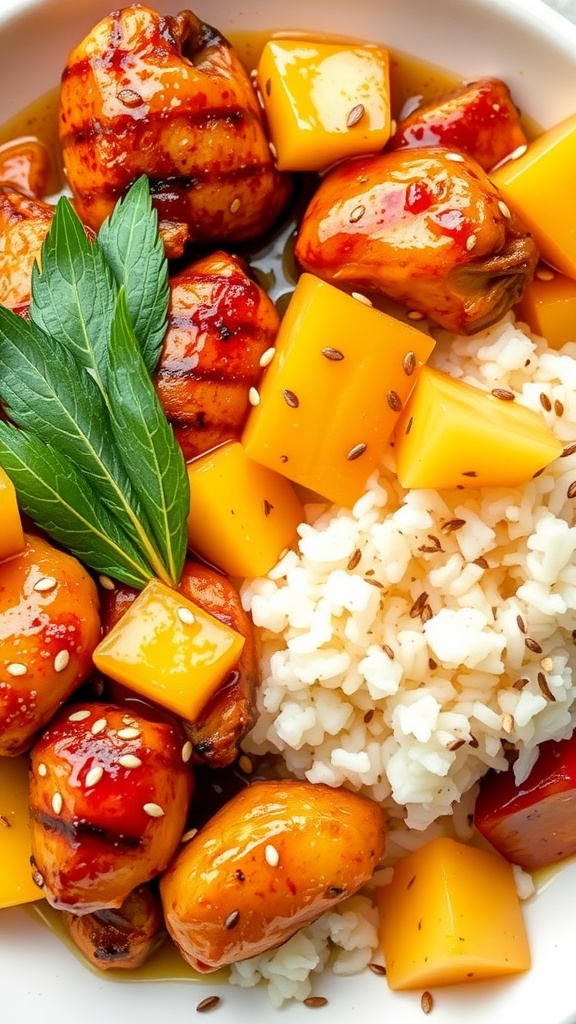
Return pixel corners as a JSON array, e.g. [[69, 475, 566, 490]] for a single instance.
[[29, 701, 194, 913], [155, 251, 280, 461], [59, 5, 292, 253], [160, 778, 386, 972], [99, 559, 259, 768], [62, 885, 166, 970], [295, 147, 539, 334], [387, 78, 528, 172], [0, 190, 53, 308], [0, 533, 101, 757]]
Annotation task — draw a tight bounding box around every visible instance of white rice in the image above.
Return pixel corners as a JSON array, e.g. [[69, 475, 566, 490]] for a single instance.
[[237, 312, 576, 1003]]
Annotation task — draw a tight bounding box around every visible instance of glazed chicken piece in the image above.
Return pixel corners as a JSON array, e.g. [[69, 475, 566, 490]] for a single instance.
[[154, 251, 280, 460], [0, 189, 53, 308], [29, 700, 194, 914], [387, 78, 528, 172], [295, 147, 538, 334], [160, 778, 386, 972], [59, 5, 292, 255], [0, 137, 52, 197], [99, 559, 259, 768], [0, 533, 101, 756], [62, 885, 166, 970]]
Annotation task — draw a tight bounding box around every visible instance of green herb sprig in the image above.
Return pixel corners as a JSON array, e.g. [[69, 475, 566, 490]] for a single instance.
[[0, 177, 189, 589]]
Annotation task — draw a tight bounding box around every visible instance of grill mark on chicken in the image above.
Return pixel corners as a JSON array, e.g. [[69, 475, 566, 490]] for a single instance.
[[30, 807, 144, 849]]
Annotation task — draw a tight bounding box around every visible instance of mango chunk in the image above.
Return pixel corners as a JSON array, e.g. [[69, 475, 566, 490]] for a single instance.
[[376, 837, 531, 989], [186, 440, 303, 578], [257, 40, 391, 171], [93, 578, 245, 723], [0, 466, 25, 563], [515, 264, 576, 348], [0, 754, 43, 908], [491, 113, 576, 279], [242, 273, 435, 508], [393, 365, 563, 489]]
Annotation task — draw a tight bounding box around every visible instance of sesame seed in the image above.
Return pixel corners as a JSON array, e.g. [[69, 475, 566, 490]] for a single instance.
[[34, 576, 57, 593], [181, 827, 198, 843], [118, 726, 140, 739], [351, 291, 372, 306], [91, 718, 108, 735], [248, 386, 260, 406], [118, 754, 142, 769], [497, 199, 512, 219], [445, 151, 465, 162], [38, 762, 47, 777], [143, 802, 165, 818], [98, 575, 116, 591], [403, 351, 416, 376], [259, 347, 276, 368], [465, 233, 477, 251], [230, 198, 241, 214], [269, 141, 278, 159], [6, 663, 27, 677], [224, 909, 240, 929], [51, 793, 63, 815], [238, 754, 253, 773], [196, 996, 221, 1013], [349, 203, 365, 223], [177, 606, 196, 625], [53, 650, 70, 673], [421, 991, 433, 1014], [85, 766, 104, 787], [265, 843, 280, 866], [321, 347, 345, 361], [406, 309, 424, 320], [346, 102, 365, 127], [282, 388, 299, 408], [510, 143, 528, 160], [387, 390, 403, 412], [346, 442, 367, 461], [181, 741, 193, 763], [535, 266, 555, 281], [68, 709, 91, 722]]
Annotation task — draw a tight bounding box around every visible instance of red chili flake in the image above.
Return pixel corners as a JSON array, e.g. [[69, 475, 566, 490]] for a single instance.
[[473, 556, 489, 569]]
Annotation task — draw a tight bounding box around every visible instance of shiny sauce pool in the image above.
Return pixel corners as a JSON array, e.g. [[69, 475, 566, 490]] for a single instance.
[[2, 28, 537, 986]]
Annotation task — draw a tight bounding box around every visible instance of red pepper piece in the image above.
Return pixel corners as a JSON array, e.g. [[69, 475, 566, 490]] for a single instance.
[[388, 78, 527, 172], [474, 733, 576, 871]]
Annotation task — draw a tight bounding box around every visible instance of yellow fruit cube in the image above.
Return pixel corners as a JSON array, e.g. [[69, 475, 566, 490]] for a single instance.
[[242, 273, 435, 508], [515, 264, 576, 348], [376, 837, 531, 989], [0, 466, 25, 563], [0, 755, 43, 908], [93, 578, 245, 723], [257, 39, 391, 171], [393, 365, 563, 489], [491, 113, 576, 279], [186, 441, 304, 577]]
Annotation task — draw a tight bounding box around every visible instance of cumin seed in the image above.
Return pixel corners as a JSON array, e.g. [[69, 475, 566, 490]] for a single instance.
[[346, 103, 365, 127], [561, 442, 576, 458], [347, 442, 367, 461], [387, 389, 403, 412], [568, 481, 576, 499], [525, 636, 543, 654], [304, 996, 328, 1008], [517, 615, 527, 633], [403, 351, 416, 376], [347, 548, 362, 570], [383, 644, 395, 660], [282, 388, 299, 408], [537, 671, 556, 701], [321, 346, 344, 361], [224, 909, 240, 929], [491, 388, 515, 401], [539, 392, 552, 412], [368, 962, 387, 976], [555, 399, 564, 417], [196, 995, 221, 1012], [441, 518, 466, 533]]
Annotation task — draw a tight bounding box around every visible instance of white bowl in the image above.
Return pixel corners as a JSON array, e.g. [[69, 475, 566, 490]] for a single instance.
[[0, 2, 575, 1023]]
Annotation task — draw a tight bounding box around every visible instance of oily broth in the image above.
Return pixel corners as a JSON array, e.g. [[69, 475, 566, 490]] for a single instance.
[[0, 28, 542, 987]]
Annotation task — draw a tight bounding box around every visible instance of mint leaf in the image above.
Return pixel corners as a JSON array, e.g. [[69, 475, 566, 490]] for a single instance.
[[107, 288, 189, 586], [0, 305, 162, 571], [98, 175, 170, 374], [0, 421, 152, 589], [30, 196, 116, 393]]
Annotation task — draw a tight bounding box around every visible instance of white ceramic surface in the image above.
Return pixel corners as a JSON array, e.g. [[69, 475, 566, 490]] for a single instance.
[[0, 1, 575, 1023]]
